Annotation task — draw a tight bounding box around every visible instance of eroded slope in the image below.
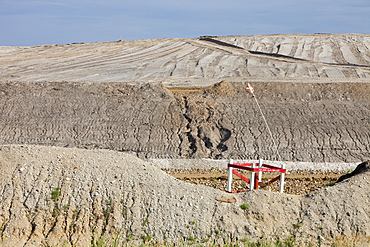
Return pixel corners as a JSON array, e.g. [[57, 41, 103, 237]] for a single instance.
[[0, 145, 369, 246], [1, 34, 370, 84], [0, 81, 368, 162]]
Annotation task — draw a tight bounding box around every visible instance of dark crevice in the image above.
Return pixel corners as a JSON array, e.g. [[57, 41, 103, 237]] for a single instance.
[[219, 127, 231, 143], [324, 62, 370, 68], [187, 133, 197, 154], [248, 50, 308, 61], [200, 135, 213, 149], [182, 97, 197, 155], [170, 63, 177, 76], [276, 44, 281, 53], [24, 221, 37, 246], [217, 127, 231, 152], [199, 37, 245, 50], [248, 49, 370, 68], [217, 143, 227, 152]]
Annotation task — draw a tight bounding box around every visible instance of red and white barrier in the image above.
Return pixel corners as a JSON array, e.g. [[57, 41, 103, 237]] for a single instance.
[[227, 159, 286, 193]]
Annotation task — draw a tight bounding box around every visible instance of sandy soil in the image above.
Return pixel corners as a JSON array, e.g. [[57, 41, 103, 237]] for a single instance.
[[0, 34, 369, 246], [0, 145, 369, 247], [1, 34, 370, 84]]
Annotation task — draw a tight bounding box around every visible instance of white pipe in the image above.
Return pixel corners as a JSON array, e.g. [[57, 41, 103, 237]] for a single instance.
[[250, 163, 255, 190], [279, 164, 285, 193], [258, 159, 263, 189], [227, 159, 233, 192]]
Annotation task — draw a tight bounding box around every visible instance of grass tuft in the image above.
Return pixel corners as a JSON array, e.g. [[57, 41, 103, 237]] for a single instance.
[[51, 187, 61, 202]]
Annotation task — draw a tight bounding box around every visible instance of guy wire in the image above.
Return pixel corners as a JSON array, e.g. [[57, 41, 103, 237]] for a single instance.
[[251, 93, 282, 161]]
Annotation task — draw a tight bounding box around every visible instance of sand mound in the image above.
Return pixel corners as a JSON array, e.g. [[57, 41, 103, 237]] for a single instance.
[[2, 34, 370, 83], [0, 145, 369, 246]]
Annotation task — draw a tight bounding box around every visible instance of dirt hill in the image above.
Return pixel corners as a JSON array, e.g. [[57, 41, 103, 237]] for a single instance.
[[0, 145, 369, 246], [0, 34, 369, 246], [1, 34, 369, 162], [0, 80, 368, 162], [1, 34, 370, 83]]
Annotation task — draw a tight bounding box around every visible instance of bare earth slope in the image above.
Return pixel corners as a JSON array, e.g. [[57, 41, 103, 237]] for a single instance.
[[0, 34, 369, 162], [0, 34, 370, 246], [0, 145, 369, 246], [0, 80, 368, 162], [1, 34, 370, 83]]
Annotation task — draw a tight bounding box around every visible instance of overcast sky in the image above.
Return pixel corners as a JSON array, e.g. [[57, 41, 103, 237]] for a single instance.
[[1, 0, 369, 46]]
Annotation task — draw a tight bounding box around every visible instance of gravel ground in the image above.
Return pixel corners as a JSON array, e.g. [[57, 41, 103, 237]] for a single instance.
[[153, 159, 356, 195], [164, 169, 347, 195]]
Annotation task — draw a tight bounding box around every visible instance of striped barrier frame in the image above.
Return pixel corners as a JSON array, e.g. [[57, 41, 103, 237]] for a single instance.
[[227, 159, 286, 193]]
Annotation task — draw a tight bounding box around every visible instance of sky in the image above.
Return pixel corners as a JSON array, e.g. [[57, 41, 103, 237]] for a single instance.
[[1, 0, 369, 46]]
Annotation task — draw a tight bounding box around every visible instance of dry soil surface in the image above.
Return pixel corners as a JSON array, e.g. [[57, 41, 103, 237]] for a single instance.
[[0, 34, 370, 246], [0, 80, 368, 163], [165, 169, 347, 195], [1, 34, 369, 162], [1, 34, 370, 83], [0, 145, 369, 247]]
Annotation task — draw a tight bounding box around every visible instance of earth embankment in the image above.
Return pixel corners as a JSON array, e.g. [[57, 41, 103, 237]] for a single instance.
[[0, 145, 369, 246], [0, 34, 369, 246], [0, 80, 368, 162], [2, 34, 370, 83]]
